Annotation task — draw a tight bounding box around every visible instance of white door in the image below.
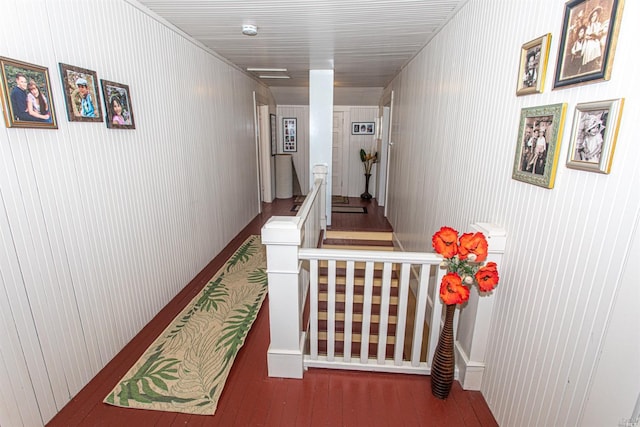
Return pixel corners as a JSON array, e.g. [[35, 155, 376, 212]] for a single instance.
[[332, 111, 344, 196]]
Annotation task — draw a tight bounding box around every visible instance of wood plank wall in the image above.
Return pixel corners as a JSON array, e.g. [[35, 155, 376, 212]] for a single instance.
[[0, 1, 273, 424], [383, 0, 639, 426]]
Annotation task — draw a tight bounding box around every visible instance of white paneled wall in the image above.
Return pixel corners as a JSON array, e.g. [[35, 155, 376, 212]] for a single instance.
[[342, 106, 379, 198], [277, 105, 309, 192], [384, 1, 639, 426], [277, 105, 378, 197], [0, 1, 272, 424]]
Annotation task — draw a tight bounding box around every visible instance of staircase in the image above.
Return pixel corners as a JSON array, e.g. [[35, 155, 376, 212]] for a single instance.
[[314, 230, 411, 361]]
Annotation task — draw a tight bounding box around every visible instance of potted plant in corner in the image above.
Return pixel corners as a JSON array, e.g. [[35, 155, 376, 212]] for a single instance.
[[359, 148, 377, 200]]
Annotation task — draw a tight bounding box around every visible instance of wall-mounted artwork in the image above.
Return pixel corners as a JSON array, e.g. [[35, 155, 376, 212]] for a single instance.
[[553, 0, 625, 89], [0, 56, 57, 128], [566, 98, 624, 174], [100, 80, 135, 129], [59, 63, 103, 122], [512, 103, 567, 189], [283, 117, 296, 152], [516, 34, 551, 96], [352, 122, 375, 135]]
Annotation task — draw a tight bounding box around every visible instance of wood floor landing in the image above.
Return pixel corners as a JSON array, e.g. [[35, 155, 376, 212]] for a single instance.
[[47, 197, 498, 427]]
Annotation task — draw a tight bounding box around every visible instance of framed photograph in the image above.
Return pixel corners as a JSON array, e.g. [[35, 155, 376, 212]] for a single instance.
[[0, 56, 57, 128], [59, 63, 103, 122], [100, 80, 135, 129], [270, 113, 277, 155], [566, 98, 624, 173], [352, 122, 375, 135], [516, 34, 552, 96], [553, 0, 625, 89], [512, 103, 567, 189], [283, 117, 296, 152]]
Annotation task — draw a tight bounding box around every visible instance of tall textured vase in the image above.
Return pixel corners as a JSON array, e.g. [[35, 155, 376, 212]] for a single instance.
[[430, 303, 456, 399], [360, 173, 372, 200]]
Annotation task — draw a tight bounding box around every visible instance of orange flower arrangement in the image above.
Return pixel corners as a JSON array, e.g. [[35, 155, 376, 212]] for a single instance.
[[432, 226, 499, 305]]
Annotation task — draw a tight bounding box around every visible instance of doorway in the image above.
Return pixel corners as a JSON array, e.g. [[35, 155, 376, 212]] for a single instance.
[[378, 90, 394, 216]]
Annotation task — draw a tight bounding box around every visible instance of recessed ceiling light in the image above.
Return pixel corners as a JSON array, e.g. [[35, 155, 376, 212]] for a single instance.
[[258, 75, 290, 79], [247, 68, 288, 72], [242, 24, 258, 36]]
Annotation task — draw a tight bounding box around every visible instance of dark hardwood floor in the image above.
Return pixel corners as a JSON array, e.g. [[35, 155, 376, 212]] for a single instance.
[[47, 197, 497, 427]]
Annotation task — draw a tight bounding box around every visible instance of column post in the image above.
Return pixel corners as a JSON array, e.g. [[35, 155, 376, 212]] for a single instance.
[[455, 223, 506, 390], [261, 216, 305, 378]]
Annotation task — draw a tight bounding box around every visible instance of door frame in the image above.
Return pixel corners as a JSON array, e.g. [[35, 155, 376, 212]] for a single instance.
[[380, 90, 394, 217]]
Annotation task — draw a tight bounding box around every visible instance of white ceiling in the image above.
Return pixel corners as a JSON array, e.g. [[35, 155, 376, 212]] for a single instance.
[[137, 0, 468, 91]]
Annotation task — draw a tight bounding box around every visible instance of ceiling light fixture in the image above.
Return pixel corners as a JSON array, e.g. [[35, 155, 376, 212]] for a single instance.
[[246, 67, 288, 72], [258, 75, 290, 79], [241, 24, 258, 36]]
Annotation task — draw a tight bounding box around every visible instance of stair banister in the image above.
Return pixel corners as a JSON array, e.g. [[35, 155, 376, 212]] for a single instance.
[[261, 164, 327, 378]]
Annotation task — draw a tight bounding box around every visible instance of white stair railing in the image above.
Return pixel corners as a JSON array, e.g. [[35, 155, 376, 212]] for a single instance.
[[262, 163, 505, 387], [261, 165, 327, 378], [303, 248, 445, 375]]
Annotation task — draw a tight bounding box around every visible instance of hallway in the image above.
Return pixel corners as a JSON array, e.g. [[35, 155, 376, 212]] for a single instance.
[[48, 198, 497, 426]]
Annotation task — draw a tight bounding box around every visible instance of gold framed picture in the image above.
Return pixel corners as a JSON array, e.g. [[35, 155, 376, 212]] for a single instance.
[[512, 103, 567, 189], [516, 34, 552, 96], [553, 0, 625, 89], [566, 98, 624, 173], [0, 56, 57, 129]]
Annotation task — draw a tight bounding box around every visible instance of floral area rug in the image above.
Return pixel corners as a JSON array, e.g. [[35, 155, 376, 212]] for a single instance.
[[104, 235, 267, 415]]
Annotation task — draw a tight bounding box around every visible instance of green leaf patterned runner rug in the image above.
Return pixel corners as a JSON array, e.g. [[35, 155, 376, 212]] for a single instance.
[[104, 235, 267, 415]]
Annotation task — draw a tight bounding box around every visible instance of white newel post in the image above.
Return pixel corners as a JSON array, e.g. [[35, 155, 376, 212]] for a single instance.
[[455, 222, 506, 390], [313, 164, 327, 232], [261, 216, 305, 378]]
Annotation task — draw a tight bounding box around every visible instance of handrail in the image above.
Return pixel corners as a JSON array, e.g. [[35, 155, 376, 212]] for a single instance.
[[262, 164, 506, 389], [302, 247, 445, 375]]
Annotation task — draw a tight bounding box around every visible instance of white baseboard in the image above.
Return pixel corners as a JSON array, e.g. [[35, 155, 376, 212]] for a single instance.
[[455, 340, 485, 390]]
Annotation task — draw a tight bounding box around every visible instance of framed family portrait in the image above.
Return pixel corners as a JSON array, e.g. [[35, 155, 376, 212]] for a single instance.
[[352, 122, 375, 135], [516, 34, 551, 96], [512, 103, 567, 189], [283, 117, 296, 152], [59, 63, 103, 122], [553, 0, 625, 89], [0, 56, 57, 129], [566, 98, 624, 173], [100, 80, 135, 129], [270, 113, 277, 155]]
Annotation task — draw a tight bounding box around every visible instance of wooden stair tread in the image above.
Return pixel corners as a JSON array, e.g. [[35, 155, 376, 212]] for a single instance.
[[322, 238, 394, 248], [317, 331, 396, 345], [318, 301, 399, 316], [324, 230, 393, 241], [318, 320, 398, 335], [318, 293, 398, 304], [317, 311, 398, 323]]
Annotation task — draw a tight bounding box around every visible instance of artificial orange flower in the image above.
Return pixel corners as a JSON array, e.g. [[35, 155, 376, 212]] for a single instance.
[[432, 226, 459, 258], [439, 272, 470, 305], [458, 232, 488, 262], [475, 262, 499, 292]]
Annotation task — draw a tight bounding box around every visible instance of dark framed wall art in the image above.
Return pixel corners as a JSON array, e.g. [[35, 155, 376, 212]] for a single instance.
[[101, 79, 135, 129], [59, 63, 103, 122], [283, 117, 296, 152], [352, 122, 375, 135], [553, 0, 625, 89]]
